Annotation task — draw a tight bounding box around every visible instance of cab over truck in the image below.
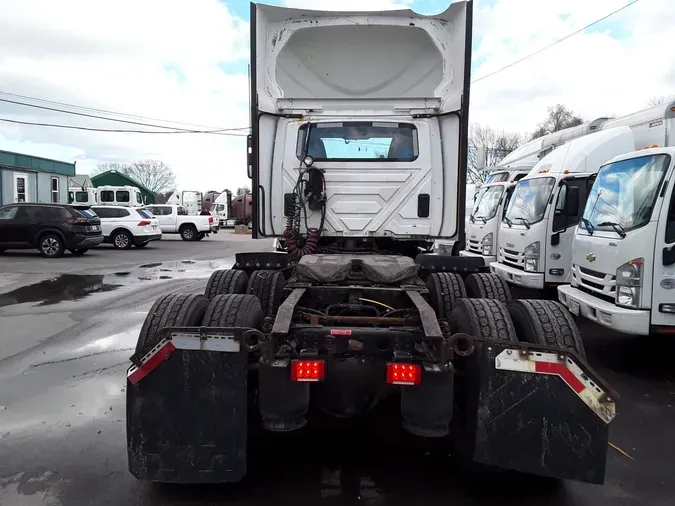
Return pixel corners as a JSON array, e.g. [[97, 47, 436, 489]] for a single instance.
[[126, 1, 616, 487]]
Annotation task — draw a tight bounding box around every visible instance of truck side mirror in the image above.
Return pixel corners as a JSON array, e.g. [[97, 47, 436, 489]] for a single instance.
[[247, 134, 253, 179]]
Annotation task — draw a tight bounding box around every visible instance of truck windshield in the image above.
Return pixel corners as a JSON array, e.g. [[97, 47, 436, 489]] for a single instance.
[[471, 185, 504, 222], [485, 171, 509, 184], [504, 177, 555, 225], [297, 122, 418, 161], [582, 154, 671, 233]]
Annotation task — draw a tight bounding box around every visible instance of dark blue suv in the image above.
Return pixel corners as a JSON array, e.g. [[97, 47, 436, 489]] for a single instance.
[[0, 203, 103, 258]]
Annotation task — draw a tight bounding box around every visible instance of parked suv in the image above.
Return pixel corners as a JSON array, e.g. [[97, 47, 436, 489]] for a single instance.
[[91, 206, 161, 249], [0, 203, 103, 258]]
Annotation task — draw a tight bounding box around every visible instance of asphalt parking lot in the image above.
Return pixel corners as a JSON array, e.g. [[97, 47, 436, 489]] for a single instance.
[[0, 238, 674, 506]]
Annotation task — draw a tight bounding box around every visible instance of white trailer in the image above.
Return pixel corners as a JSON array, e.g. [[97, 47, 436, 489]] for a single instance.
[[68, 187, 98, 206], [96, 185, 144, 207]]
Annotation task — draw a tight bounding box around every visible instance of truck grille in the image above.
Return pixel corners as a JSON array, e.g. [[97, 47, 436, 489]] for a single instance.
[[572, 264, 616, 298], [499, 247, 524, 270], [467, 239, 481, 254]]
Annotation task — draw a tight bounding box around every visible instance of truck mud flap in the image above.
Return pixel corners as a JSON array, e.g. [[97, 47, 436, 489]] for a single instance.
[[461, 339, 617, 484], [126, 327, 257, 483]]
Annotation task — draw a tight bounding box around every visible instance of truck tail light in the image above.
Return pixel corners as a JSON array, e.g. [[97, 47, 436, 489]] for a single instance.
[[290, 359, 325, 382], [65, 217, 89, 224], [138, 220, 151, 226], [209, 216, 214, 223], [386, 363, 421, 385]]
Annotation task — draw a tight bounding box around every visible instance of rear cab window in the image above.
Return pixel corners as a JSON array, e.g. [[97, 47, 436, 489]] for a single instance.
[[75, 192, 90, 203], [100, 191, 114, 202], [116, 191, 130, 203], [297, 122, 419, 162]]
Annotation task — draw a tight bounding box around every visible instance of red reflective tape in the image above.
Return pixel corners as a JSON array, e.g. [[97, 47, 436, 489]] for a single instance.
[[330, 329, 352, 336], [128, 341, 176, 385], [534, 361, 585, 394]]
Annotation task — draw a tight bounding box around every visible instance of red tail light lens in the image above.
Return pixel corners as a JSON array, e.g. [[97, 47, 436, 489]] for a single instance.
[[291, 359, 325, 382], [138, 220, 151, 226], [209, 217, 214, 223], [386, 363, 421, 385], [65, 217, 89, 224]]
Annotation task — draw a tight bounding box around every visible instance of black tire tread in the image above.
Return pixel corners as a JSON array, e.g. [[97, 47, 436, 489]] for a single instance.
[[507, 299, 586, 359], [448, 298, 517, 341], [135, 292, 209, 357], [426, 272, 467, 319], [247, 270, 285, 316], [465, 273, 512, 303], [202, 294, 263, 328], [204, 269, 250, 300]]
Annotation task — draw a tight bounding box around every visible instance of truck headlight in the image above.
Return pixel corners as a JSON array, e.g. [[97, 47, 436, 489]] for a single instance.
[[481, 233, 493, 256], [524, 241, 540, 272], [616, 258, 643, 308]]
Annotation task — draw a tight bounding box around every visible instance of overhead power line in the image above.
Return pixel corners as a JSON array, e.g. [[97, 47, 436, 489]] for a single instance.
[[0, 116, 249, 135], [0, 89, 241, 131], [471, 0, 640, 84], [0, 97, 249, 133]]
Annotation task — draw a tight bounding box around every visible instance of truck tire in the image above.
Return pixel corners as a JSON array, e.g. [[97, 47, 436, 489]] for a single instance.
[[135, 293, 209, 358], [247, 270, 285, 316], [426, 273, 467, 319], [204, 269, 250, 300], [507, 299, 586, 359], [448, 298, 517, 342], [202, 294, 263, 330], [465, 273, 512, 303], [180, 224, 198, 241]]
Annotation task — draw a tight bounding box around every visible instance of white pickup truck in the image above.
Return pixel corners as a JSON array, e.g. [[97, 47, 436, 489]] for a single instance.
[[144, 204, 213, 241]]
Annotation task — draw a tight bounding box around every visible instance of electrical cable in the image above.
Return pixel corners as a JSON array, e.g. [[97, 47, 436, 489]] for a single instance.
[[0, 97, 250, 133], [0, 116, 249, 135], [471, 0, 640, 84], [0, 89, 243, 131]]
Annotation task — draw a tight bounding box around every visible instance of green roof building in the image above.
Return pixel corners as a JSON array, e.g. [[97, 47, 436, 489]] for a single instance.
[[91, 170, 156, 205], [0, 149, 76, 206]]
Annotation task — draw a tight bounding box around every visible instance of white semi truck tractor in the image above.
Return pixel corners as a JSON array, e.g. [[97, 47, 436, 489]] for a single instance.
[[125, 1, 616, 487]]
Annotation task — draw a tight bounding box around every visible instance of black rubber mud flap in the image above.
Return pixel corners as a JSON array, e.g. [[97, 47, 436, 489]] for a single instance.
[[126, 327, 249, 483], [461, 339, 615, 484]]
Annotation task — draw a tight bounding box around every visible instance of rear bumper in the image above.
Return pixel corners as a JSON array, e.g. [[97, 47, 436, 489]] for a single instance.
[[490, 262, 544, 289], [134, 233, 162, 245], [70, 235, 104, 248], [459, 250, 495, 265], [558, 285, 650, 335]]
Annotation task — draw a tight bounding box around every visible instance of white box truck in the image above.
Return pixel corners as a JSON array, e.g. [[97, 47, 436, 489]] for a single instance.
[[558, 101, 675, 335], [490, 127, 636, 293], [461, 118, 610, 265]]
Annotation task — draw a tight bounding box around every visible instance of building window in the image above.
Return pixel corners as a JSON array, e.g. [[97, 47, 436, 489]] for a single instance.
[[51, 177, 60, 203]]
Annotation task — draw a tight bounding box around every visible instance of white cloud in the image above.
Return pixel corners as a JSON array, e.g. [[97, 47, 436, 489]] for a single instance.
[[470, 0, 675, 134], [1, 0, 673, 197], [0, 0, 250, 192]]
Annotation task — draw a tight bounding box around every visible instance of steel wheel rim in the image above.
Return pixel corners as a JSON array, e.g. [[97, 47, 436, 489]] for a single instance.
[[42, 237, 59, 256], [115, 233, 129, 248]]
